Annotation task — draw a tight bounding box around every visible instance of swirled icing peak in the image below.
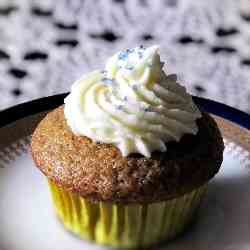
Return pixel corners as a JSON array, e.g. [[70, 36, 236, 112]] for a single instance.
[[64, 45, 201, 157]]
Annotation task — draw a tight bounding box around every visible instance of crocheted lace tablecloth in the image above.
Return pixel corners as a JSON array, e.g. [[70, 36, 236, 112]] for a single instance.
[[0, 0, 250, 113]]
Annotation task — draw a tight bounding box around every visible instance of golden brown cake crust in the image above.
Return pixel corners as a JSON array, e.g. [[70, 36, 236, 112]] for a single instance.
[[31, 106, 224, 204]]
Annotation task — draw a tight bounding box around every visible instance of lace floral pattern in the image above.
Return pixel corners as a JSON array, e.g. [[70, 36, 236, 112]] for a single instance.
[[0, 0, 249, 113]]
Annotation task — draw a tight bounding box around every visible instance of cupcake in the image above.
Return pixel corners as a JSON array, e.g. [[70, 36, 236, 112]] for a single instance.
[[31, 45, 224, 248]]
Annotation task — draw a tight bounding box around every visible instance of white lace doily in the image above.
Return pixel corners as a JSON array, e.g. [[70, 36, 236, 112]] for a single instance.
[[0, 0, 250, 113]]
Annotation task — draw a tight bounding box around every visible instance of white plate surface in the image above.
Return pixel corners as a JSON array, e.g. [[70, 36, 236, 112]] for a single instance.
[[0, 113, 250, 250]]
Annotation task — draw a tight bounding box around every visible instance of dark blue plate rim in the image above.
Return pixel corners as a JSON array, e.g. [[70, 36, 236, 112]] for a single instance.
[[0, 93, 249, 130]]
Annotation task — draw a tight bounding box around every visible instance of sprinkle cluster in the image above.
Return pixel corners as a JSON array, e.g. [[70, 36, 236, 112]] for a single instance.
[[117, 45, 147, 71], [100, 45, 147, 86], [117, 45, 145, 62], [100, 46, 156, 112]]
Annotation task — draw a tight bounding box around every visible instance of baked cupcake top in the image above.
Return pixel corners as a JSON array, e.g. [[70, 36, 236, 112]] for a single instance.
[[31, 107, 223, 204], [64, 45, 201, 157], [31, 45, 224, 204]]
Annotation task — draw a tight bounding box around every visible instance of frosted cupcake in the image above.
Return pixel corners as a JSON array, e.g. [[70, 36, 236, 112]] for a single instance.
[[31, 45, 224, 248]]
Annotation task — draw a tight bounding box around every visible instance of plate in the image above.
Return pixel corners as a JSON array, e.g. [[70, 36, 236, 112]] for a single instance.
[[0, 94, 249, 250]]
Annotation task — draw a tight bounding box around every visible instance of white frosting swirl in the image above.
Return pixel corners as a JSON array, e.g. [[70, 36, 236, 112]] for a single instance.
[[64, 45, 201, 157]]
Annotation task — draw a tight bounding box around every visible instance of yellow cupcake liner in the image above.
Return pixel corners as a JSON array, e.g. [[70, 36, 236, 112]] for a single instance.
[[48, 180, 207, 249]]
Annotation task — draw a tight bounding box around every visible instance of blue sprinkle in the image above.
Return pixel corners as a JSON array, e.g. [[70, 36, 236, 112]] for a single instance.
[[123, 96, 128, 101], [116, 105, 123, 110], [102, 77, 113, 84], [118, 51, 128, 60], [137, 45, 145, 58], [144, 107, 152, 112], [125, 65, 134, 70]]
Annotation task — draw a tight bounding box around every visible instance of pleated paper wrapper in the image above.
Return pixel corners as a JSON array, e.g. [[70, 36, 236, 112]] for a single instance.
[[48, 180, 207, 248]]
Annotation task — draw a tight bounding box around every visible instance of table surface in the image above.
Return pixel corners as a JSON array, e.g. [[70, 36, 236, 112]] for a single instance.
[[0, 0, 250, 113]]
